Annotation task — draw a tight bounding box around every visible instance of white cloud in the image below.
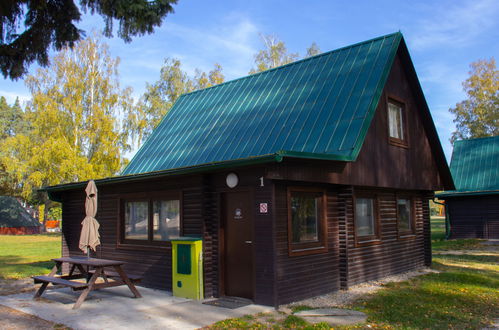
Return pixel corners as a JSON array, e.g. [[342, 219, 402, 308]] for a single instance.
[[419, 62, 467, 97], [156, 14, 259, 79], [0, 90, 30, 104], [410, 0, 499, 50]]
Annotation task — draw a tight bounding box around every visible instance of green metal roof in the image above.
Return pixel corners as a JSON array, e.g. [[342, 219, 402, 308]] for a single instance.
[[123, 32, 403, 175], [438, 136, 499, 198]]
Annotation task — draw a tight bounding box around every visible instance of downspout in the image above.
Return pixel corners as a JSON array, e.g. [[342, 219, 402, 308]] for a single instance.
[[433, 198, 450, 240]]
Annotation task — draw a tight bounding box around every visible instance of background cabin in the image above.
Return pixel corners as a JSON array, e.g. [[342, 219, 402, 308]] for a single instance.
[[45, 32, 454, 306], [0, 196, 41, 235], [438, 136, 499, 239]]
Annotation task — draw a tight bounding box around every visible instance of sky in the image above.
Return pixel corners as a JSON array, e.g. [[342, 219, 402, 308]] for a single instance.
[[1, 0, 498, 162]]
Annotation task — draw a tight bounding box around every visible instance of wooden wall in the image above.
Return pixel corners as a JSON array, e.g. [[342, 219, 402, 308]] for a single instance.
[[59, 166, 277, 305], [61, 175, 205, 291], [343, 188, 428, 287], [274, 183, 340, 305], [447, 195, 499, 239]]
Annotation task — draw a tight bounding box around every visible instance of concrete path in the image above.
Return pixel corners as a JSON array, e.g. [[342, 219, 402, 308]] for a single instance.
[[294, 308, 367, 326], [0, 286, 273, 329]]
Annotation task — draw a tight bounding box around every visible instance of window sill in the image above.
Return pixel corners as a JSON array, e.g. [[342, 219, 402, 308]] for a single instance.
[[288, 245, 327, 257], [355, 238, 382, 247], [389, 138, 408, 148], [117, 242, 172, 252], [398, 233, 416, 240]]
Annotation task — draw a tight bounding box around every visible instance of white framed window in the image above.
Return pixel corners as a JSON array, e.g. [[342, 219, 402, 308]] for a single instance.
[[388, 102, 404, 141]]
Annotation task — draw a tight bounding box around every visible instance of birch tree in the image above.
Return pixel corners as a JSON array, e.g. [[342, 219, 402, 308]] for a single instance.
[[450, 58, 499, 143], [0, 36, 139, 200]]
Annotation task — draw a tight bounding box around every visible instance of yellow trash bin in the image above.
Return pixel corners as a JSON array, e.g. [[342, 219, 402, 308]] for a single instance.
[[171, 237, 203, 300]]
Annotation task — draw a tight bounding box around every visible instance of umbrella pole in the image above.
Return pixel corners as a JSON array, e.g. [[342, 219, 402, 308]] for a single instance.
[[86, 247, 90, 282]]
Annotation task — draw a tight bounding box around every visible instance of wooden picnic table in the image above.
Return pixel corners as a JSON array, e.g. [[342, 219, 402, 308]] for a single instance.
[[33, 256, 142, 309]]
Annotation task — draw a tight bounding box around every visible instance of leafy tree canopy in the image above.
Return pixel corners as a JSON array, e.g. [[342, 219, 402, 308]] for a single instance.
[[0, 0, 178, 80], [0, 35, 141, 200], [450, 58, 499, 143], [135, 58, 225, 141]]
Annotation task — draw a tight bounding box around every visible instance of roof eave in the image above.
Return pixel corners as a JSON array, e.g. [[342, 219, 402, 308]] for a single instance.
[[436, 189, 499, 198], [42, 154, 284, 201]]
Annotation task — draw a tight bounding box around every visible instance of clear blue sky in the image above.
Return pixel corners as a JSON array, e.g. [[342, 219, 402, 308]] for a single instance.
[[1, 0, 498, 162]]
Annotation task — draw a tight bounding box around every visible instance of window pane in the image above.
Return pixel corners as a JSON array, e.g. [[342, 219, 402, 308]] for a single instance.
[[388, 103, 403, 140], [125, 201, 148, 240], [397, 199, 411, 232], [355, 198, 375, 236], [153, 200, 180, 241], [291, 193, 320, 243]]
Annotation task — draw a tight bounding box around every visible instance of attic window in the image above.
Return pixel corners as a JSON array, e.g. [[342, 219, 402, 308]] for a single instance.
[[388, 100, 407, 147]]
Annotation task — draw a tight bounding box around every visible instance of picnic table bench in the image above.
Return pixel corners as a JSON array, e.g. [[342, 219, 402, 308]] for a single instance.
[[33, 256, 142, 309]]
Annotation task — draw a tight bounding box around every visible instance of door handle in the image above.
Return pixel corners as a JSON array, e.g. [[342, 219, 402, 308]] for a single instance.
[[244, 240, 252, 244]]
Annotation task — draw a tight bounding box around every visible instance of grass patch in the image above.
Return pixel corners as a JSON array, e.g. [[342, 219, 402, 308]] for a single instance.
[[348, 246, 499, 329], [430, 215, 483, 251], [0, 234, 61, 279]]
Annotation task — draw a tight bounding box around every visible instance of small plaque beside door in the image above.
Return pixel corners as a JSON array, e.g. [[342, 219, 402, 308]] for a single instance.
[[234, 208, 243, 220]]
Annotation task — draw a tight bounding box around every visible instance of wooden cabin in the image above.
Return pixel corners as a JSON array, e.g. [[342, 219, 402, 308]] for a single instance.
[[438, 136, 499, 239], [0, 196, 41, 235], [44, 32, 454, 306]]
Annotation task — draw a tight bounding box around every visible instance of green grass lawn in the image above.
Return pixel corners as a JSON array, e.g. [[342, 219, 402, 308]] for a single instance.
[[0, 234, 61, 279]]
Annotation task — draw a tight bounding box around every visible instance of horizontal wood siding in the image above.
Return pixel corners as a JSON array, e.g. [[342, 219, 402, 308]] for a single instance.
[[253, 178, 275, 306], [61, 175, 204, 291], [345, 189, 428, 286], [274, 183, 340, 305], [447, 195, 499, 239]]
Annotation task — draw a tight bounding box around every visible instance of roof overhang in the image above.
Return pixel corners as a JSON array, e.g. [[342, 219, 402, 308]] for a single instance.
[[42, 153, 285, 202], [436, 189, 499, 198]]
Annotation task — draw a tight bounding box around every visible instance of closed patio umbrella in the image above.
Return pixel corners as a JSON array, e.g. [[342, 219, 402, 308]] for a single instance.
[[79, 180, 100, 255]]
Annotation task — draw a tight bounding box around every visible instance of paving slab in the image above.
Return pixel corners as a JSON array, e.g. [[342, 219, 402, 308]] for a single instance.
[[294, 308, 367, 326], [0, 286, 273, 330]]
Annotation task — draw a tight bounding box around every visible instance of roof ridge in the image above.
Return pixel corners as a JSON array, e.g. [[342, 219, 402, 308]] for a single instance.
[[455, 135, 499, 144], [179, 31, 403, 98]]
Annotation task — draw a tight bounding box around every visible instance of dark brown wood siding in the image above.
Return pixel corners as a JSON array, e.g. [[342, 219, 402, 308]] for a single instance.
[[274, 182, 340, 305], [447, 195, 499, 239], [61, 175, 204, 291], [344, 188, 429, 286], [59, 167, 276, 304]]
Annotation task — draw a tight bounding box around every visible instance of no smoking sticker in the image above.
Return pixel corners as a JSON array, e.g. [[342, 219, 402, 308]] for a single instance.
[[259, 203, 268, 214]]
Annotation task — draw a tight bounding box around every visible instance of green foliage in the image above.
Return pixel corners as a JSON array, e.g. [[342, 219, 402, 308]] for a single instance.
[[0, 0, 177, 80], [249, 34, 299, 74], [0, 234, 61, 279], [136, 59, 225, 141], [450, 57, 499, 143], [305, 42, 321, 58], [249, 35, 322, 74], [48, 206, 62, 221], [0, 97, 27, 139], [0, 35, 140, 200]]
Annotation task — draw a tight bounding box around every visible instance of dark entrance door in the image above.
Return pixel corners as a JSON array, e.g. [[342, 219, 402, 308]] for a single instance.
[[222, 191, 253, 299]]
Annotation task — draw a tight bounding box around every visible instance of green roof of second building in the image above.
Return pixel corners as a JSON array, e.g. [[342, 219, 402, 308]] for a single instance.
[[445, 136, 499, 194], [123, 32, 403, 175]]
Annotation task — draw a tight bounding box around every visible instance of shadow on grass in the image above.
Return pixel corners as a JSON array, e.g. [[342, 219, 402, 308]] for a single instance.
[[0, 255, 54, 279]]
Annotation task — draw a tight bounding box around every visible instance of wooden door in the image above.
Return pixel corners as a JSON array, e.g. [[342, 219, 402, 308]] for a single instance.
[[222, 191, 254, 299]]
